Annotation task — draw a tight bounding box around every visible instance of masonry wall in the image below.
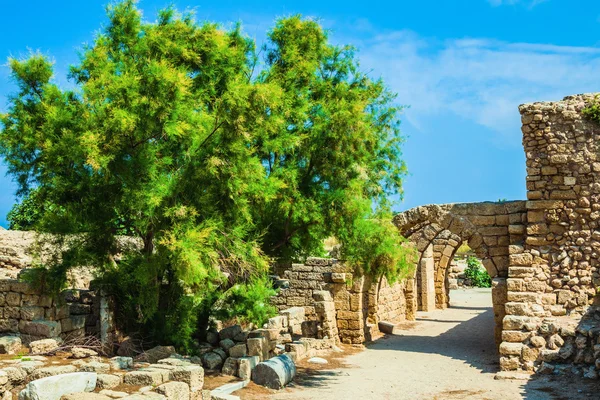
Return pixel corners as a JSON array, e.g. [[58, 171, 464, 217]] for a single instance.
[[0, 278, 113, 347], [273, 258, 408, 344], [498, 94, 600, 376]]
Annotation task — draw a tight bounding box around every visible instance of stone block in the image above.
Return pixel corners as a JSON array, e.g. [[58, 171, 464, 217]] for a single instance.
[[20, 320, 61, 338], [29, 338, 62, 354], [123, 370, 164, 386], [18, 372, 97, 400], [378, 321, 395, 334], [222, 357, 238, 376], [155, 381, 189, 400], [237, 356, 259, 381], [201, 352, 224, 371], [30, 365, 78, 380], [0, 335, 21, 354], [170, 365, 204, 392], [219, 325, 242, 341], [96, 373, 121, 389], [229, 343, 247, 358], [499, 342, 523, 356]]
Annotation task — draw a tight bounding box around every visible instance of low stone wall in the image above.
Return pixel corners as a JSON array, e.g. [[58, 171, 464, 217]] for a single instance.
[[273, 258, 408, 344], [0, 279, 113, 347]]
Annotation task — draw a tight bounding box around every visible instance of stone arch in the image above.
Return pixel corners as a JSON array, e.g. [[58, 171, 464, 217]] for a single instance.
[[394, 201, 527, 345]]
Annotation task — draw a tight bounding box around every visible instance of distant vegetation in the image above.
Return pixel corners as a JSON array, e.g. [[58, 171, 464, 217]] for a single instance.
[[464, 256, 492, 288]]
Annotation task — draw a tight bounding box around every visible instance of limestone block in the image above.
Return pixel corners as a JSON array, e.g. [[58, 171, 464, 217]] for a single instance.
[[237, 356, 259, 381], [123, 370, 164, 386], [61, 393, 112, 400], [96, 373, 121, 389], [18, 372, 97, 400], [0, 336, 21, 354], [20, 306, 44, 321], [79, 361, 110, 374], [155, 381, 190, 400], [499, 342, 523, 356], [247, 338, 268, 362], [378, 321, 395, 335], [0, 319, 18, 333], [71, 347, 98, 359], [170, 365, 204, 392], [30, 365, 77, 380], [251, 354, 296, 390], [20, 321, 61, 338], [221, 357, 238, 376], [29, 338, 62, 354]]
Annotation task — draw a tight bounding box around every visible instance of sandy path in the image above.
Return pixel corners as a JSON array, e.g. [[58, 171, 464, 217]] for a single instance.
[[270, 288, 596, 400]]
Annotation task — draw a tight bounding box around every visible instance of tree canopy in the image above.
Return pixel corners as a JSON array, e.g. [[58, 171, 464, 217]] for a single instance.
[[0, 0, 413, 349]]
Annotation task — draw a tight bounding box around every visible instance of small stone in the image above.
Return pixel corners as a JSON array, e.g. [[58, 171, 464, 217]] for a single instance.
[[109, 356, 133, 370], [0, 336, 22, 355], [71, 347, 98, 359], [307, 357, 328, 365], [29, 338, 62, 354]]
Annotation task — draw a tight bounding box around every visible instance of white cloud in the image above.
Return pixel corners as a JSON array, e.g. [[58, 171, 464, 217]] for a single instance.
[[488, 0, 548, 8], [350, 31, 600, 143]]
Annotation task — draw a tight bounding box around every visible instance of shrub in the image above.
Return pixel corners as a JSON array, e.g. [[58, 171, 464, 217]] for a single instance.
[[464, 256, 492, 288]]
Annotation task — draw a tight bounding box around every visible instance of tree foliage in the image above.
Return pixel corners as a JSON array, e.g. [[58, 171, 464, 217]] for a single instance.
[[0, 1, 412, 349]]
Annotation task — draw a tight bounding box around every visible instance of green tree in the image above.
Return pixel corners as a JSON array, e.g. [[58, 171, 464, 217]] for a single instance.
[[0, 1, 413, 349]]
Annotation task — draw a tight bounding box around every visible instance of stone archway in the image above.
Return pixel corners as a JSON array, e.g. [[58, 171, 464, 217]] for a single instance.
[[393, 201, 527, 345]]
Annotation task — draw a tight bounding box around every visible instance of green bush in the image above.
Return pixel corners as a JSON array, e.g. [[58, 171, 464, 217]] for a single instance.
[[464, 256, 492, 288]]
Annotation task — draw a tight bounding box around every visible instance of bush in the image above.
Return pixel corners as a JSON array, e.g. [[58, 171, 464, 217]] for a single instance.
[[464, 256, 492, 288]]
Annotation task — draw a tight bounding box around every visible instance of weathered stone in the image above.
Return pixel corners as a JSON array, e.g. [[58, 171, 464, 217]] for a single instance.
[[251, 354, 296, 390], [219, 325, 242, 341], [18, 372, 97, 400], [200, 352, 223, 371], [170, 365, 203, 391], [96, 373, 121, 389], [155, 381, 189, 400], [61, 393, 112, 400], [79, 361, 110, 374], [123, 370, 164, 386], [221, 357, 238, 376], [109, 356, 133, 370], [71, 347, 98, 359], [135, 346, 176, 364], [228, 343, 247, 358], [30, 365, 78, 380], [237, 356, 259, 381], [0, 336, 21, 354]]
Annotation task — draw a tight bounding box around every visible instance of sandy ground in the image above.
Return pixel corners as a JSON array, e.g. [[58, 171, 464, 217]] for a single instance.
[[264, 288, 599, 400]]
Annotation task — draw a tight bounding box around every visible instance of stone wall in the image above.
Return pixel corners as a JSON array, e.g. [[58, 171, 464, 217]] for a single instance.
[[496, 94, 600, 375], [273, 258, 407, 344], [0, 278, 113, 348]]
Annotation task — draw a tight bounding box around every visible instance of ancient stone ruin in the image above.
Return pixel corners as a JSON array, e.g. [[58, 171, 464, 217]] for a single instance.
[[1, 93, 600, 397], [274, 93, 600, 378]]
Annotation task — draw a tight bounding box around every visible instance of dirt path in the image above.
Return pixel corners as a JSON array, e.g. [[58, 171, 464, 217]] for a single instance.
[[266, 288, 598, 400]]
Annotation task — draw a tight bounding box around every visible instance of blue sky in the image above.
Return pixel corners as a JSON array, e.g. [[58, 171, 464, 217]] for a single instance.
[[1, 0, 600, 227]]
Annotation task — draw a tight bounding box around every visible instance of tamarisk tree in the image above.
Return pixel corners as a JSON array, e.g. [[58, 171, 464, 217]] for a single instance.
[[0, 1, 413, 350]]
